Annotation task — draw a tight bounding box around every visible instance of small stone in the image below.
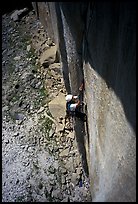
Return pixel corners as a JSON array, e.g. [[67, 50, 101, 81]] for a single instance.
[[16, 120, 23, 125], [47, 38, 53, 46], [2, 106, 9, 112], [61, 197, 69, 202], [35, 81, 41, 89], [71, 173, 78, 186], [65, 175, 71, 182], [15, 113, 25, 120], [67, 132, 74, 139], [14, 56, 21, 61], [65, 158, 74, 172], [37, 107, 45, 114], [80, 187, 88, 198], [76, 167, 83, 175], [30, 78, 39, 88], [59, 116, 63, 120], [61, 176, 66, 184], [43, 61, 49, 68], [5, 139, 9, 144], [54, 146, 59, 152], [52, 189, 63, 200], [18, 101, 23, 107], [16, 179, 19, 184], [49, 178, 56, 186], [27, 45, 31, 52], [7, 49, 14, 56], [60, 167, 67, 174], [48, 165, 55, 174], [52, 123, 56, 131], [37, 75, 41, 79], [49, 128, 55, 138], [25, 73, 35, 82], [24, 162, 30, 167], [48, 145, 54, 152], [59, 148, 69, 157], [38, 182, 43, 189], [44, 186, 53, 197], [13, 132, 19, 137]]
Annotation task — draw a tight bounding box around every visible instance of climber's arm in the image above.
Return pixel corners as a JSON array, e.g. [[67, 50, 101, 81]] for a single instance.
[[79, 83, 84, 91]]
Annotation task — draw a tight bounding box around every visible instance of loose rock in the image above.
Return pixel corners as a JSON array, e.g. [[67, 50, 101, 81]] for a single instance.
[[59, 148, 70, 157], [14, 56, 21, 61], [48, 165, 56, 174], [27, 45, 31, 52]]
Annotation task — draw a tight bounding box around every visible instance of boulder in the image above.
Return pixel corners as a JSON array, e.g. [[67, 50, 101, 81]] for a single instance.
[[11, 8, 28, 22], [59, 148, 69, 157], [11, 10, 19, 21], [39, 45, 57, 67], [48, 93, 66, 121]]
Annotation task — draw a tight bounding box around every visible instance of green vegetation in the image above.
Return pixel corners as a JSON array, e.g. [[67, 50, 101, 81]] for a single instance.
[[4, 59, 15, 77], [15, 195, 26, 202], [27, 47, 37, 66], [39, 87, 48, 98], [11, 93, 20, 103], [41, 117, 53, 134], [33, 99, 40, 109]]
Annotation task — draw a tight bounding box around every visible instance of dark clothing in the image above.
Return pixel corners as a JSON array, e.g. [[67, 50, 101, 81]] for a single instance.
[[66, 100, 76, 116], [66, 101, 86, 122], [75, 109, 87, 122]]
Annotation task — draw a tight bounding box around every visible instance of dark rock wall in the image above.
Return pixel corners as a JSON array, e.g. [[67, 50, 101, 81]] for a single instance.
[[32, 1, 136, 202]]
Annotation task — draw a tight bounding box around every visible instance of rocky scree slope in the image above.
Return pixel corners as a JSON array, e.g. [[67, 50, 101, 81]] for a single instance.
[[2, 9, 91, 202]]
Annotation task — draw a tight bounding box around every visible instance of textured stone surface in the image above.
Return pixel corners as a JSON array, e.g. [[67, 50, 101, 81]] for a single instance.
[[48, 92, 66, 120], [39, 45, 57, 66]]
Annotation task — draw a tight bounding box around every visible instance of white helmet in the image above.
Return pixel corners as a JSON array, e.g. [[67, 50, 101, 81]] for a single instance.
[[65, 94, 73, 102]]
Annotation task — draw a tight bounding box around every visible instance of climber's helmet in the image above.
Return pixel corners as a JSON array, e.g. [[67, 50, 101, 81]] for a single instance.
[[65, 94, 73, 102]]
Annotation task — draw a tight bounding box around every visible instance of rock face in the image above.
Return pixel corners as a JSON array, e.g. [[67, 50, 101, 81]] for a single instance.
[[33, 2, 136, 202]]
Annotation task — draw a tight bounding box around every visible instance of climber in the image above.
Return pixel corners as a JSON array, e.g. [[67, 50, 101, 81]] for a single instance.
[[65, 81, 87, 122]]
